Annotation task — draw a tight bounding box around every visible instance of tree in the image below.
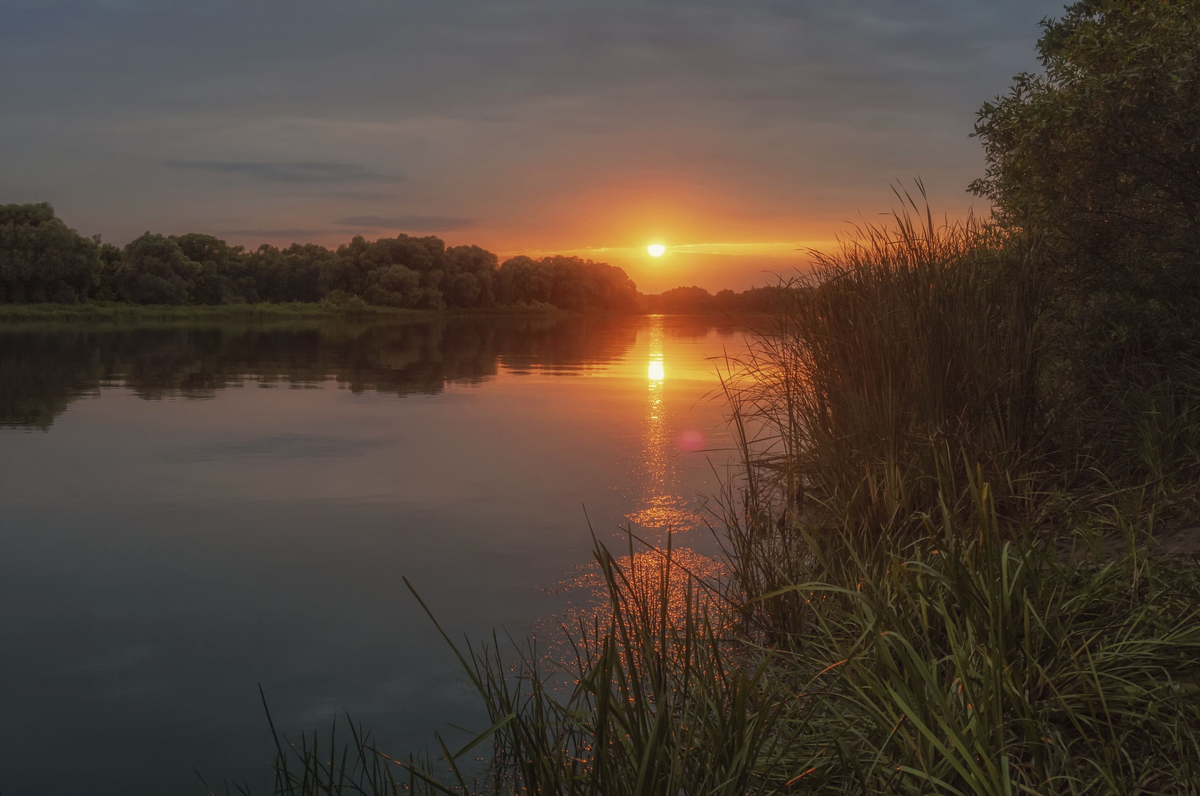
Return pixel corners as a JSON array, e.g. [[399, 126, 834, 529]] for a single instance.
[[364, 264, 422, 307], [972, 0, 1200, 370], [445, 244, 499, 307], [645, 285, 715, 314], [0, 203, 102, 303], [94, 241, 124, 301], [251, 243, 329, 303], [115, 233, 200, 305], [173, 233, 249, 305], [495, 255, 638, 311], [333, 233, 453, 308], [496, 256, 552, 305]]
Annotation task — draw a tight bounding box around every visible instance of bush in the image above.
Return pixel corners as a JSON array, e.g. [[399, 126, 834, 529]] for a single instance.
[[972, 0, 1200, 378]]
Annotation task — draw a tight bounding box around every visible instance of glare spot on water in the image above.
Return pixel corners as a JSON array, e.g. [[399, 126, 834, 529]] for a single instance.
[[543, 547, 727, 666]]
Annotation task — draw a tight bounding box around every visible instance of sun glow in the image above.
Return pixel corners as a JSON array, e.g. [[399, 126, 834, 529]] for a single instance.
[[647, 360, 665, 381], [647, 244, 666, 257]]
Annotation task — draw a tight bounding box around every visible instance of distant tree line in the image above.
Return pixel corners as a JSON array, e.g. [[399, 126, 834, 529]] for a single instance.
[[0, 204, 648, 312], [0, 203, 780, 314], [641, 284, 791, 314]]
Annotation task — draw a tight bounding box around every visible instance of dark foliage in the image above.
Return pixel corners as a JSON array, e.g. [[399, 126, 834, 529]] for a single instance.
[[972, 0, 1200, 379], [495, 254, 639, 311], [1, 206, 800, 316], [0, 202, 103, 303], [641, 284, 790, 314], [0, 208, 645, 313]]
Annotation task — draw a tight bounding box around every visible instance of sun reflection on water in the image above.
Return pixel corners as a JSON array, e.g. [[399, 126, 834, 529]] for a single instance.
[[626, 316, 700, 532], [537, 317, 737, 670], [541, 547, 728, 666]]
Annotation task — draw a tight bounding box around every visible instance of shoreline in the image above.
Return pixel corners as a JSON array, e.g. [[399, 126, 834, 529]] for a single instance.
[[0, 301, 573, 324], [0, 302, 762, 325]]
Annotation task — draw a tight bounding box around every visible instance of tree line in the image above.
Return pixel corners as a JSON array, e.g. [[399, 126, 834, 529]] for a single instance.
[[642, 284, 788, 314], [0, 204, 780, 314]]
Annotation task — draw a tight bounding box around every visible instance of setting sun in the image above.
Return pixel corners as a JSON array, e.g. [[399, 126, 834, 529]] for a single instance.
[[647, 244, 666, 257]]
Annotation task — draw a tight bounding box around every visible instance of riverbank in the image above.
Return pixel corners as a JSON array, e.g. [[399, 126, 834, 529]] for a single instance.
[[0, 301, 572, 324], [247, 208, 1200, 795]]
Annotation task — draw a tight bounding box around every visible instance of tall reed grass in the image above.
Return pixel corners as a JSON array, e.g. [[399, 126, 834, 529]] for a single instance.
[[222, 197, 1200, 795], [723, 189, 1045, 536]]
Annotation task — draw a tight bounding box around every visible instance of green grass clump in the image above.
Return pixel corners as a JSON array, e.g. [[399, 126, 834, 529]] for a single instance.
[[225, 496, 1200, 795], [427, 495, 1200, 795], [721, 190, 1046, 539], [760, 490, 1200, 794]]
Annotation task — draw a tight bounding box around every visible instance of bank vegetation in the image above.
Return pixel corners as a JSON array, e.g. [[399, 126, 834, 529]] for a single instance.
[[206, 1, 1200, 792]]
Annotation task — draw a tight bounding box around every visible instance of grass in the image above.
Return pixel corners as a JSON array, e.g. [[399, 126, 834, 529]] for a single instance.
[[223, 505, 1200, 795], [212, 196, 1200, 795]]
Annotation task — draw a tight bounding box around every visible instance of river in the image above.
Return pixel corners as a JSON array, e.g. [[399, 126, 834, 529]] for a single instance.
[[0, 313, 750, 794]]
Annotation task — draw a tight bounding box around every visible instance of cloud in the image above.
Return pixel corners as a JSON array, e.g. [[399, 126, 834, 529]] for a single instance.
[[1, 0, 1064, 274], [163, 160, 400, 184], [334, 215, 477, 232]]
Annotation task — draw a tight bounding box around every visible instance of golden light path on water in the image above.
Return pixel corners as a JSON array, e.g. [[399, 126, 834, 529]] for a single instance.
[[628, 315, 703, 532], [551, 548, 727, 654], [543, 315, 733, 653]]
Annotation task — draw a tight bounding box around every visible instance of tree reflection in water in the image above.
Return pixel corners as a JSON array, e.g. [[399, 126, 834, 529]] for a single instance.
[[0, 316, 641, 429]]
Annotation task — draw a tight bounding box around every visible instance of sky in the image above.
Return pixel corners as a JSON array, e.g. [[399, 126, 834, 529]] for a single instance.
[[1, 0, 1065, 292]]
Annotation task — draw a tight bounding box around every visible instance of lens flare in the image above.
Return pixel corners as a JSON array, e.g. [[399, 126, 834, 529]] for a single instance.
[[647, 244, 666, 257]]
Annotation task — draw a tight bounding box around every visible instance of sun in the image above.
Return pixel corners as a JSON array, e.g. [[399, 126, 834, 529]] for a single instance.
[[647, 244, 666, 257]]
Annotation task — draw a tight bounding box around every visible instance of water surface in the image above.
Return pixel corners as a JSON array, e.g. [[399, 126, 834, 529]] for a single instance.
[[0, 314, 748, 794]]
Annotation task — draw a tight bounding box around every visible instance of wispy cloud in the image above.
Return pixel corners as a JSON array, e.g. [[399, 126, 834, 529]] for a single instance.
[[515, 241, 819, 258], [3, 0, 1061, 279], [334, 215, 476, 232], [220, 228, 330, 239], [164, 160, 400, 184]]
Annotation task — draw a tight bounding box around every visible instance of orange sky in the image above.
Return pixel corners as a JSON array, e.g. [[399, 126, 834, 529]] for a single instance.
[[482, 173, 837, 291], [2, 1, 1062, 294]]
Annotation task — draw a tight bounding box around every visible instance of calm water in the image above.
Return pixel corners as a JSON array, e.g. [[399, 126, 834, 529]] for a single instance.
[[0, 314, 749, 795]]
